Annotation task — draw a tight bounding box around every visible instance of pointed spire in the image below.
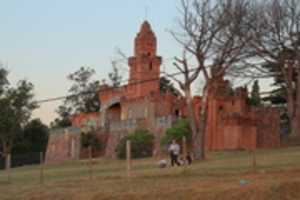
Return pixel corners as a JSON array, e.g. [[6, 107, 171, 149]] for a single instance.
[[140, 20, 152, 33], [134, 21, 157, 57]]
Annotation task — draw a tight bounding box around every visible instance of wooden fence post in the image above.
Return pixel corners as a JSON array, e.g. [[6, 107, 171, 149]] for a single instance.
[[88, 146, 93, 180], [6, 154, 11, 183], [126, 140, 131, 177], [252, 150, 257, 170], [40, 152, 44, 184], [182, 136, 187, 166]]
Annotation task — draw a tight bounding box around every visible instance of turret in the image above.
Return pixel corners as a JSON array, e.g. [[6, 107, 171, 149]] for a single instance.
[[128, 21, 162, 95]]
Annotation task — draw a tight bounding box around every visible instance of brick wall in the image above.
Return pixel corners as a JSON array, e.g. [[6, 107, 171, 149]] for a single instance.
[[45, 127, 81, 164], [256, 107, 281, 148]]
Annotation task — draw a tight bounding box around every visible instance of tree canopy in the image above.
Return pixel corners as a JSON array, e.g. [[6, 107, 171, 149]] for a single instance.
[[161, 119, 190, 146], [249, 80, 261, 106], [0, 67, 38, 154], [108, 62, 122, 87], [160, 77, 181, 96], [51, 66, 101, 128], [13, 119, 49, 154], [66, 66, 101, 114]]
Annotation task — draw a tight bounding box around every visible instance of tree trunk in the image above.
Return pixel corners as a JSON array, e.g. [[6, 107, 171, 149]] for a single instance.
[[291, 117, 299, 136], [197, 106, 206, 160], [286, 93, 300, 137], [198, 87, 209, 159], [290, 61, 300, 137], [295, 114, 300, 137], [285, 78, 295, 134], [295, 65, 300, 137], [1, 140, 12, 157], [184, 86, 204, 160]]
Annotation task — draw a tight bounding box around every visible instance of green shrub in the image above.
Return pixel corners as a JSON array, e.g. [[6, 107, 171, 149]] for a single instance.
[[116, 129, 154, 159], [80, 131, 103, 150], [161, 118, 191, 146]]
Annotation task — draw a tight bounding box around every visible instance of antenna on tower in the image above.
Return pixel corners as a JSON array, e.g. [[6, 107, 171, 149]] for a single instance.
[[145, 6, 149, 20]]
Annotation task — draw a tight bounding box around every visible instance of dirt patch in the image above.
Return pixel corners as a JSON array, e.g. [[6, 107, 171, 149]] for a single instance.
[[209, 170, 300, 200], [268, 181, 300, 200]]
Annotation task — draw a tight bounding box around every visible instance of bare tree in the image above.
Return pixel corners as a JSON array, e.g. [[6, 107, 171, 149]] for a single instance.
[[170, 0, 252, 160], [245, 0, 300, 137], [108, 61, 123, 87]]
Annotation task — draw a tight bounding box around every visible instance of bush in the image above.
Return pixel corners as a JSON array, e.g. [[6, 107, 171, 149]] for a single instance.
[[161, 118, 191, 146], [116, 129, 154, 159], [80, 131, 103, 150], [13, 119, 49, 154]]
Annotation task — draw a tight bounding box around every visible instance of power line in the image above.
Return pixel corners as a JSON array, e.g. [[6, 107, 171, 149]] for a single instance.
[[35, 67, 273, 104], [35, 68, 198, 104]]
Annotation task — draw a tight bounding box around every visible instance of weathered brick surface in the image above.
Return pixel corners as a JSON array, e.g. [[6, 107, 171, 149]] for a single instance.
[[256, 108, 281, 148], [71, 112, 100, 129], [104, 131, 124, 159], [80, 133, 109, 159], [205, 75, 280, 151], [45, 127, 81, 164]]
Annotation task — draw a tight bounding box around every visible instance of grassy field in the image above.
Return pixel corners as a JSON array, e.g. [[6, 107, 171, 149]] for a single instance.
[[1, 147, 300, 200]]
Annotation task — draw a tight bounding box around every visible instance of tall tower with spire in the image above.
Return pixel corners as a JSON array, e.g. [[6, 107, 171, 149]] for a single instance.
[[128, 21, 162, 96]]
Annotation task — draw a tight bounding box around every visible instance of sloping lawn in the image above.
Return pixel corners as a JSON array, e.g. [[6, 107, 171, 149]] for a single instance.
[[1, 146, 300, 200]]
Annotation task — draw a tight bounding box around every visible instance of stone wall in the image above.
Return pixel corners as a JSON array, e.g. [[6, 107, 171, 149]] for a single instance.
[[71, 112, 100, 130], [80, 133, 109, 159], [109, 118, 146, 132], [45, 127, 81, 164], [256, 107, 281, 148], [205, 84, 262, 151], [104, 132, 123, 158]]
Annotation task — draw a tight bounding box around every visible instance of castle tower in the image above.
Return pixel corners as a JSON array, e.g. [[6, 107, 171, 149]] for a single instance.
[[128, 21, 162, 92]]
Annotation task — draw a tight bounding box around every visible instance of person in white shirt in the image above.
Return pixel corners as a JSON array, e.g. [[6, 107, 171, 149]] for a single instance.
[[168, 139, 181, 167]]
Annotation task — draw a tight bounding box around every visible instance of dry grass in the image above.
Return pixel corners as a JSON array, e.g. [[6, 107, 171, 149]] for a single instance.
[[1, 147, 300, 200]]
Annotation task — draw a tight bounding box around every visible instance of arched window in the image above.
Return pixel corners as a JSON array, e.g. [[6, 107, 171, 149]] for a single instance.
[[149, 62, 153, 70], [219, 106, 224, 112], [175, 109, 180, 117]]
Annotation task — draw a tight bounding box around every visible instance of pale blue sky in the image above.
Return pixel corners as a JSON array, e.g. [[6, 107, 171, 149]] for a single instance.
[[0, 0, 183, 124], [0, 0, 273, 125]]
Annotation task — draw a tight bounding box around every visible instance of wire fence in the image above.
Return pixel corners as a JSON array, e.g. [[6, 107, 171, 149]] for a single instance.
[[0, 147, 96, 185], [6, 137, 300, 189], [0, 152, 41, 170], [0, 139, 263, 186]]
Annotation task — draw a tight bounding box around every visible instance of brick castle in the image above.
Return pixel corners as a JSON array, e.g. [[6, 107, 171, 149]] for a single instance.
[[46, 21, 280, 163]]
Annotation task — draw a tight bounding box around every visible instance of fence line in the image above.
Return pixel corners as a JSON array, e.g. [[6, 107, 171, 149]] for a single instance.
[[40, 152, 44, 184], [0, 148, 265, 185], [6, 154, 11, 183], [88, 146, 93, 180], [126, 140, 131, 177]]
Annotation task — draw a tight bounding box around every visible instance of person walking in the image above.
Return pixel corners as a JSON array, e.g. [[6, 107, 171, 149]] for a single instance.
[[168, 139, 181, 167]]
